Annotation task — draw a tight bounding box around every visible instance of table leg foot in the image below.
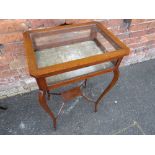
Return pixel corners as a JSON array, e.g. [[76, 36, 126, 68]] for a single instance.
[[94, 69, 120, 112], [38, 90, 57, 129]]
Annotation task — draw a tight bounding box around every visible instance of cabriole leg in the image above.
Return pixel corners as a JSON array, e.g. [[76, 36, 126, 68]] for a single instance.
[[95, 69, 120, 112], [38, 90, 57, 129]]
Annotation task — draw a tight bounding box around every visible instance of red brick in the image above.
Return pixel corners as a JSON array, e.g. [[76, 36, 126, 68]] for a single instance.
[[0, 52, 13, 66], [123, 37, 141, 45], [131, 19, 146, 24], [147, 27, 155, 34], [126, 28, 155, 42], [27, 19, 65, 29], [130, 21, 153, 32], [117, 33, 130, 40], [130, 29, 146, 38], [145, 40, 155, 46], [128, 39, 155, 50], [108, 26, 126, 35], [148, 21, 155, 29], [106, 19, 122, 28], [0, 70, 18, 78], [0, 64, 10, 71], [0, 32, 23, 44], [128, 43, 140, 49], [9, 56, 26, 70], [65, 19, 93, 24], [4, 43, 25, 53], [27, 19, 46, 28], [43, 19, 65, 27], [0, 20, 28, 34], [140, 33, 155, 43]]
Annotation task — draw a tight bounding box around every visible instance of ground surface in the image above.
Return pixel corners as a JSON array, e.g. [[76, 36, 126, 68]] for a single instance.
[[0, 59, 155, 135]]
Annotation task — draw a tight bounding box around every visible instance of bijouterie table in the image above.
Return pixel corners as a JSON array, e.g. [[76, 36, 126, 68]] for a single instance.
[[23, 22, 129, 129]]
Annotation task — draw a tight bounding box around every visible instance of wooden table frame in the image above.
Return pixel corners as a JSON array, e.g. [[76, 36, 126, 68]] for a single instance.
[[23, 21, 130, 129]]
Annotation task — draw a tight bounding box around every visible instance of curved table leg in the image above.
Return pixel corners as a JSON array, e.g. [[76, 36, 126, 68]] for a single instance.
[[38, 90, 57, 130], [95, 69, 120, 112]]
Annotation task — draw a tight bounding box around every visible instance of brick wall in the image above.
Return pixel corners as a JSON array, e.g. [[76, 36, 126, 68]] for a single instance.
[[0, 19, 155, 98]]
